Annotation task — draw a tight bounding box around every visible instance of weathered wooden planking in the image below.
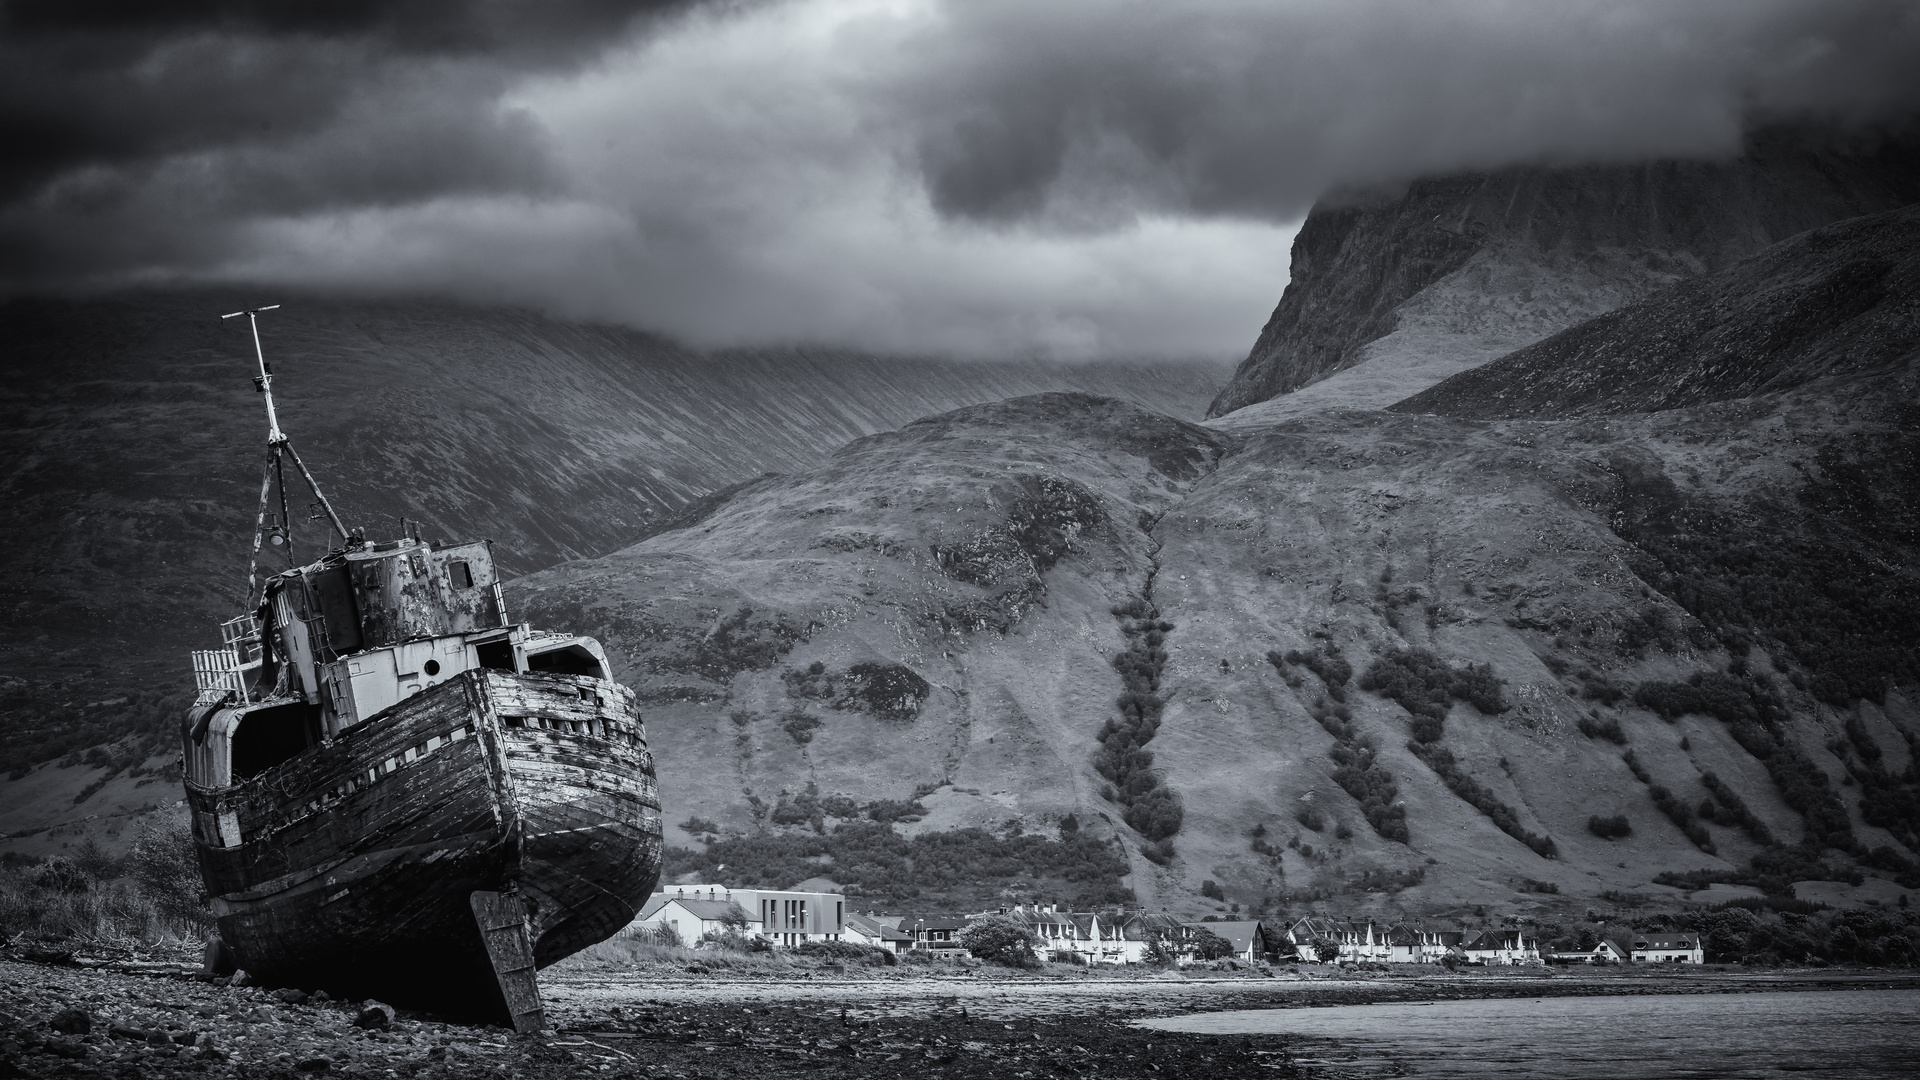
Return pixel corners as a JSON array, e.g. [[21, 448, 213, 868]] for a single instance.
[[188, 666, 660, 1021], [470, 890, 547, 1033]]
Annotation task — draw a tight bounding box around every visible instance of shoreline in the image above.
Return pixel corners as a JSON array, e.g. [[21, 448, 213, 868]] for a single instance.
[[3, 957, 1916, 1079]]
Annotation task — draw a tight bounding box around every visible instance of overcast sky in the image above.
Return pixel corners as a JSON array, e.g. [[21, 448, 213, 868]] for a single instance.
[[4, 0, 1918, 360]]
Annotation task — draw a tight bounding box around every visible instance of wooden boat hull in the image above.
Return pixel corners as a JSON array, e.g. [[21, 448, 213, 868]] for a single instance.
[[186, 668, 661, 1021]]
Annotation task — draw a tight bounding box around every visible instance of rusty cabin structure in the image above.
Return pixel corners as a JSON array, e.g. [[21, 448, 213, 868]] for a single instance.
[[181, 307, 661, 1029]]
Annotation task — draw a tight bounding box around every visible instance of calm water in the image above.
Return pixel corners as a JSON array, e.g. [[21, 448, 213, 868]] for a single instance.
[[1136, 988, 1920, 1079]]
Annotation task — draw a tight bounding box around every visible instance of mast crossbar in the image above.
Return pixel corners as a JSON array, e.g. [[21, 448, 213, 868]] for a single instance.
[[224, 304, 354, 609]]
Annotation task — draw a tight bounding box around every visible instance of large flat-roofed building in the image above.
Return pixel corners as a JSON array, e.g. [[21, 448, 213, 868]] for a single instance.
[[638, 884, 845, 946]]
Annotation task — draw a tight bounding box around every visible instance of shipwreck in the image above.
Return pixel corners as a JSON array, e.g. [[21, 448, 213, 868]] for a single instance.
[[180, 306, 662, 1030]]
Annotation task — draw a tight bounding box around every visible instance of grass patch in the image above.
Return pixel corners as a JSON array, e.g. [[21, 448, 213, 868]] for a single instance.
[[662, 821, 1132, 910], [1407, 741, 1556, 859], [0, 815, 210, 952]]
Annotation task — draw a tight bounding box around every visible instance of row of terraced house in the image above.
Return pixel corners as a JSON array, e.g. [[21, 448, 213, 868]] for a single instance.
[[1283, 917, 1543, 965], [623, 889, 1699, 966], [624, 890, 1274, 963]]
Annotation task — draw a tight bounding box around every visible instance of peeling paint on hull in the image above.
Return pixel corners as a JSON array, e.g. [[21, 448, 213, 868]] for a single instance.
[[186, 668, 662, 1021]]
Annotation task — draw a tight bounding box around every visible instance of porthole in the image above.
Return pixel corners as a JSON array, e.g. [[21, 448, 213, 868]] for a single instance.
[[425, 660, 441, 676]]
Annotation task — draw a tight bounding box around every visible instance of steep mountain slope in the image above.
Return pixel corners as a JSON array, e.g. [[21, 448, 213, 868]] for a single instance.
[[0, 291, 1226, 783], [508, 373, 1918, 916], [1393, 204, 1920, 419], [508, 395, 1232, 905], [1206, 124, 1920, 422]]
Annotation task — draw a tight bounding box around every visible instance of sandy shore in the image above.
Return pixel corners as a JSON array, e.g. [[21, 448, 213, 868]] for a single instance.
[[3, 955, 1915, 1079]]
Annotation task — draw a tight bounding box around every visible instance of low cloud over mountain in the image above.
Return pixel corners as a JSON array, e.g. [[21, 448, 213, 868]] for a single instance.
[[5, 0, 1919, 359]]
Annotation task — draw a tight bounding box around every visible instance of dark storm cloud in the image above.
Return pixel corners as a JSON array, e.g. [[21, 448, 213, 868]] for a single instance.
[[3, 0, 1918, 359], [0, 0, 691, 272], [906, 0, 1920, 224]]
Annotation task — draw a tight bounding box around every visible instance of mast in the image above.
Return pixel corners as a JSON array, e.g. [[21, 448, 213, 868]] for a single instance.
[[221, 305, 352, 606]]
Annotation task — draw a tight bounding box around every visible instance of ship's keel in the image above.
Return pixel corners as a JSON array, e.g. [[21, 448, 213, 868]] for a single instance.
[[469, 891, 546, 1034]]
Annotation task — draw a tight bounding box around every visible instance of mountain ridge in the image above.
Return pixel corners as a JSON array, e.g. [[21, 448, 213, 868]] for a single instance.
[[1207, 123, 1920, 421], [1392, 202, 1920, 419]]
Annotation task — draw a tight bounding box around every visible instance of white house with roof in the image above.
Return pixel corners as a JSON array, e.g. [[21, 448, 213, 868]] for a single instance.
[[1591, 936, 1632, 963], [1185, 920, 1270, 963], [1461, 929, 1540, 965], [844, 913, 914, 953], [625, 884, 847, 947], [1384, 924, 1462, 964], [1589, 928, 1703, 964], [629, 895, 750, 945], [1621, 931, 1704, 964]]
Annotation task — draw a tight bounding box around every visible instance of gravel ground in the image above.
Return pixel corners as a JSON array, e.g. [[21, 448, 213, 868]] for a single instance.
[[3, 956, 1915, 1080]]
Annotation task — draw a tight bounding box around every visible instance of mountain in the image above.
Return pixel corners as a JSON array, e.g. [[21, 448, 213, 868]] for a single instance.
[[1392, 204, 1920, 419], [1206, 123, 1920, 424], [507, 380, 1917, 914], [0, 291, 1227, 845], [9, 134, 1919, 921], [498, 187, 1920, 916]]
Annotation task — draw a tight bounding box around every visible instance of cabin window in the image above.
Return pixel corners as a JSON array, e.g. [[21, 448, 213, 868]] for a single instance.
[[476, 640, 516, 671], [527, 645, 606, 678], [448, 561, 474, 589], [309, 566, 362, 654], [231, 702, 322, 780], [424, 660, 441, 676]]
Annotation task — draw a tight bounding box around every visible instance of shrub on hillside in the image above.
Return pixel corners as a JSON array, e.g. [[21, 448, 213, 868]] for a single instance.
[[1588, 814, 1633, 839], [1647, 784, 1716, 854], [779, 710, 824, 745], [1271, 645, 1353, 702], [1578, 716, 1628, 743], [1097, 599, 1185, 841], [1360, 648, 1510, 742]]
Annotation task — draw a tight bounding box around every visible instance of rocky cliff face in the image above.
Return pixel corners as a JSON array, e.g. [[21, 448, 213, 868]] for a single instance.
[[1206, 124, 1920, 421], [1393, 204, 1920, 419]]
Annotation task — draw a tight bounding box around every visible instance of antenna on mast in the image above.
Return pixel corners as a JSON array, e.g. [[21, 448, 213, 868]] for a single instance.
[[221, 305, 352, 605], [222, 305, 284, 443]]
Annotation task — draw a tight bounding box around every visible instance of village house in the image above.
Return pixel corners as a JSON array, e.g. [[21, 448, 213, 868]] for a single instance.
[[624, 884, 847, 947], [1460, 929, 1541, 965], [844, 912, 914, 954], [1285, 918, 1394, 963], [1590, 936, 1632, 964], [633, 896, 750, 945], [1634, 933, 1705, 964], [906, 915, 970, 957], [1385, 923, 1463, 964], [963, 906, 1237, 965], [983, 904, 1141, 965], [1186, 920, 1272, 963]]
